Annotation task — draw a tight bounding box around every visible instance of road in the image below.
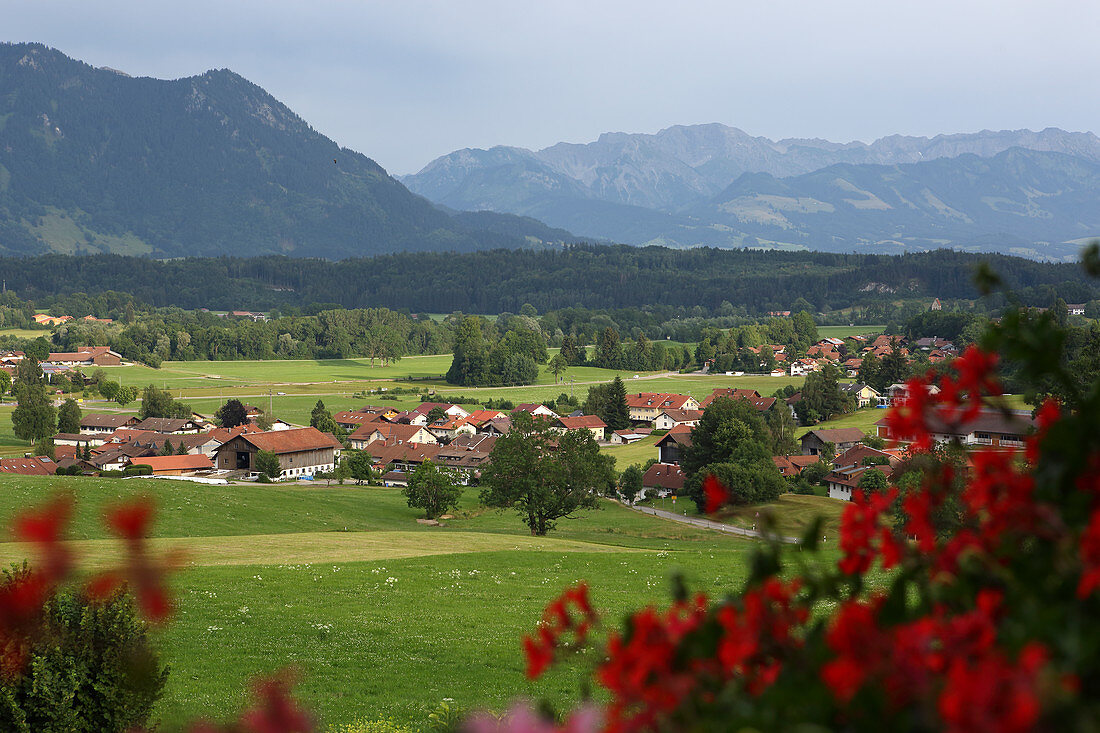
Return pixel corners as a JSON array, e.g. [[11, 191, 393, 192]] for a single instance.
[[630, 504, 801, 544]]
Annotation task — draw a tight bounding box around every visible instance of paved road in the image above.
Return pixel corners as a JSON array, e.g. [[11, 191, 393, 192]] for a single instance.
[[631, 505, 801, 544]]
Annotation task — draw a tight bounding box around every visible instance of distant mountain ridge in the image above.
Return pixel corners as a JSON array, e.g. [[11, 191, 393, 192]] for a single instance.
[[0, 43, 580, 258], [404, 124, 1100, 259]]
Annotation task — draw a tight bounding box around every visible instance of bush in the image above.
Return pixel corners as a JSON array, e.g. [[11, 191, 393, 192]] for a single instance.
[[99, 470, 124, 478], [123, 464, 152, 476], [0, 566, 168, 733]]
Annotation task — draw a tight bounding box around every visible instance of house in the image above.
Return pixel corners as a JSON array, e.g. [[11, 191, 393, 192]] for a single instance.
[[769, 368, 787, 377], [874, 408, 1036, 448], [82, 315, 114, 324], [133, 417, 205, 434], [653, 409, 703, 431], [367, 441, 443, 474], [426, 416, 478, 441], [700, 388, 775, 410], [46, 346, 122, 367], [481, 417, 513, 436], [553, 415, 607, 442], [825, 463, 895, 501], [930, 298, 943, 311], [408, 403, 471, 425], [138, 454, 215, 476], [348, 422, 437, 451], [80, 413, 140, 434], [789, 359, 821, 377], [842, 358, 863, 378], [807, 343, 841, 361], [33, 314, 71, 326], [799, 428, 867, 456], [655, 424, 693, 465], [333, 411, 381, 431], [625, 393, 699, 424], [839, 383, 881, 409], [464, 409, 506, 427], [513, 403, 559, 420], [1068, 303, 1086, 316], [772, 455, 822, 478], [213, 427, 342, 479], [0, 456, 56, 476], [609, 428, 651, 445], [641, 463, 684, 499]]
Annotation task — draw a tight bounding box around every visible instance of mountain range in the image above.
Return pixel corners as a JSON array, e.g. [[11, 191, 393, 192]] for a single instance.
[[2, 42, 1098, 262], [403, 125, 1100, 260], [0, 43, 579, 258]]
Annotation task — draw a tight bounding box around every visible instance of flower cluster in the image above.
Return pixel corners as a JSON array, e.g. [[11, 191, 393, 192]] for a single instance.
[[522, 583, 597, 680], [515, 337, 1100, 731]]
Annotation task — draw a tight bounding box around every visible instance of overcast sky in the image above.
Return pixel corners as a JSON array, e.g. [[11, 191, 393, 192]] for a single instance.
[[5, 0, 1098, 175]]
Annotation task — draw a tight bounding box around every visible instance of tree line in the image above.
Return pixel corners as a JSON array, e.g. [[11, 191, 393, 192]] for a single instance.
[[3, 246, 1098, 315]]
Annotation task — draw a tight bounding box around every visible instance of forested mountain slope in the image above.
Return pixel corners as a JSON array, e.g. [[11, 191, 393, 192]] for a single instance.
[[0, 43, 577, 258]]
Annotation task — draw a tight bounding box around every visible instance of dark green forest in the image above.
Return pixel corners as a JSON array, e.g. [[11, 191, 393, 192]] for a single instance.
[[1, 246, 1096, 315]]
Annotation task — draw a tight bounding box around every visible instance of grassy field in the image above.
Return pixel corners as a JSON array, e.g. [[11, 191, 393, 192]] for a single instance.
[[0, 327, 50, 338], [646, 494, 846, 540], [601, 433, 661, 472], [795, 407, 886, 439], [0, 474, 846, 729]]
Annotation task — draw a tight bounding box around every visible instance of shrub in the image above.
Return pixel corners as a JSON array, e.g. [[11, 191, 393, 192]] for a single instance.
[[0, 565, 168, 733]]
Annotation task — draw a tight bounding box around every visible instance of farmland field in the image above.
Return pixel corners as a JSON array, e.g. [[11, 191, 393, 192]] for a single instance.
[[0, 475, 840, 729]]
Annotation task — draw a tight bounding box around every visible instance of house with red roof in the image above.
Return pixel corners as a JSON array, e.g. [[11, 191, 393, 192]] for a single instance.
[[552, 415, 607, 442], [625, 393, 699, 424]]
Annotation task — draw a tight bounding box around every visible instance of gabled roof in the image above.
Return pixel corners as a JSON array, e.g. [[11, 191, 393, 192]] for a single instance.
[[772, 455, 821, 476], [133, 417, 197, 433], [656, 409, 703, 423], [801, 428, 868, 445], [229, 427, 342, 454], [642, 463, 684, 490], [625, 393, 694, 410], [655, 424, 693, 449], [81, 413, 139, 428], [700, 388, 761, 408], [555, 415, 607, 431], [0, 456, 56, 475], [349, 422, 434, 444]]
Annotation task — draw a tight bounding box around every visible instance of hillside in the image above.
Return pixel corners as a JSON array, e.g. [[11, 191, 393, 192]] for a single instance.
[[0, 43, 578, 258], [404, 124, 1100, 259]]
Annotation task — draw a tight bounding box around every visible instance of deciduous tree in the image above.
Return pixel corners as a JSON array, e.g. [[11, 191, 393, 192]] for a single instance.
[[403, 460, 464, 519], [481, 412, 615, 535]]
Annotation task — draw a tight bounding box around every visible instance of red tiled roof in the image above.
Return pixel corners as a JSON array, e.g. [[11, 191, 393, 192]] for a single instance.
[[139, 455, 214, 472], [556, 415, 607, 430], [642, 463, 684, 491], [0, 456, 56, 475], [625, 393, 694, 410], [700, 388, 761, 408]]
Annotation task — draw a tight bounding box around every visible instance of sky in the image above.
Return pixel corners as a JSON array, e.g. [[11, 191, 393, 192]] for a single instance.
[[4, 0, 1098, 175]]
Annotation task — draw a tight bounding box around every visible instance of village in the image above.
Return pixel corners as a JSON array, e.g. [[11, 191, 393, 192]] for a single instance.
[[0, 324, 1039, 512]]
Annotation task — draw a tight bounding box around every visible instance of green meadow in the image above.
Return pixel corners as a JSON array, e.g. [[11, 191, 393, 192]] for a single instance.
[[0, 475, 840, 730]]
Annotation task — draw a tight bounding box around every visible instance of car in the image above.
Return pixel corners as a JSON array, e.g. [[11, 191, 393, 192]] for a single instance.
[[276, 392, 286, 395]]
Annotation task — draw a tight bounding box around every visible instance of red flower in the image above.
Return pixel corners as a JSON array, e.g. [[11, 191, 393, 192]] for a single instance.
[[838, 489, 898, 575], [938, 643, 1046, 733], [106, 499, 154, 541], [12, 494, 74, 582], [522, 583, 599, 680], [702, 474, 729, 514]]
